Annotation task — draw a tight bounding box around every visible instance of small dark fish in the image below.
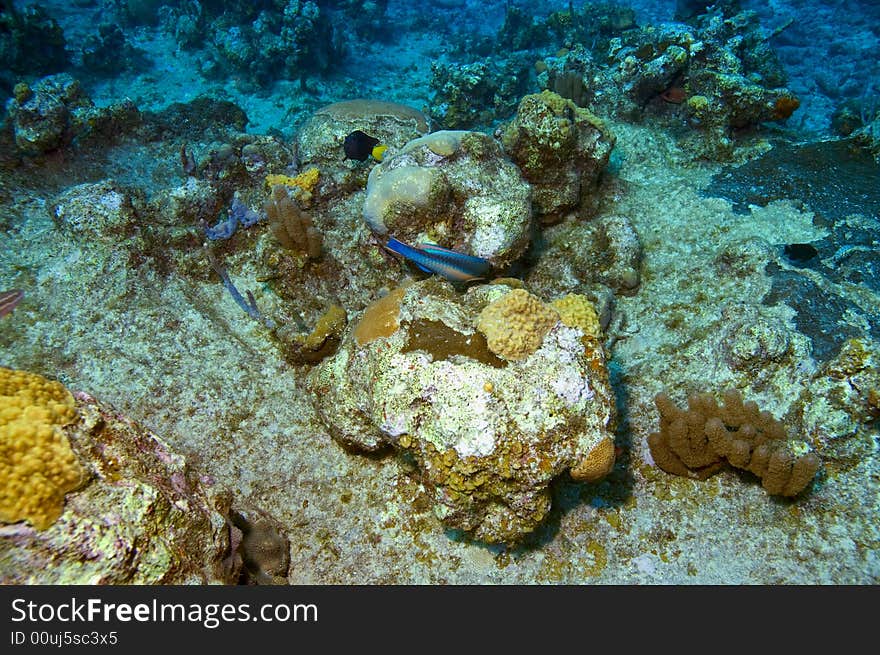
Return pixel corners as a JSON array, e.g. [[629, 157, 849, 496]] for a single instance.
[[0, 289, 24, 318], [344, 130, 385, 162], [385, 237, 491, 282]]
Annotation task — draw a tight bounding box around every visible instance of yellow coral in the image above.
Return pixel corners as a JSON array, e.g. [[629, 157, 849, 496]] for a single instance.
[[0, 368, 84, 530], [299, 305, 348, 351], [265, 168, 320, 195], [477, 289, 559, 360], [570, 437, 615, 482], [551, 294, 601, 341]]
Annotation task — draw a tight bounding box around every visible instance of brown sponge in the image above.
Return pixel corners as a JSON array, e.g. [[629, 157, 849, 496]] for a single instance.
[[648, 389, 820, 497], [265, 184, 322, 259]]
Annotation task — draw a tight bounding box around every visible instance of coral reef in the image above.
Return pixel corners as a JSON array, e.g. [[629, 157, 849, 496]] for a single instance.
[[161, 1, 344, 88], [495, 3, 636, 54], [308, 279, 617, 544], [525, 213, 642, 298], [501, 90, 616, 223], [428, 56, 532, 130], [0, 390, 240, 583], [648, 389, 821, 497], [81, 23, 143, 74], [536, 10, 800, 159], [362, 130, 532, 269], [0, 368, 84, 531], [51, 180, 146, 245], [0, 3, 68, 98], [4, 73, 140, 157], [4, 73, 92, 155]]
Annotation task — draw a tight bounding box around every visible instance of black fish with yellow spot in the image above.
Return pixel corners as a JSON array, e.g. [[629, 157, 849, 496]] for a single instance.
[[343, 130, 387, 162]]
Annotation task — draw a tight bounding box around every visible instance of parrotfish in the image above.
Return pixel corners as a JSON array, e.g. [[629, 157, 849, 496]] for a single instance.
[[344, 130, 387, 162], [0, 289, 24, 318], [384, 237, 491, 283]]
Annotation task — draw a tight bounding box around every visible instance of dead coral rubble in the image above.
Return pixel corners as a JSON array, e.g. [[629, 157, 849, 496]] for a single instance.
[[648, 389, 821, 497]]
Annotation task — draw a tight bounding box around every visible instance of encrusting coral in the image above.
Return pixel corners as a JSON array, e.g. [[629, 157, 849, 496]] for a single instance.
[[0, 368, 85, 530], [265, 167, 320, 204], [648, 389, 821, 497], [274, 304, 348, 365], [265, 184, 322, 259]]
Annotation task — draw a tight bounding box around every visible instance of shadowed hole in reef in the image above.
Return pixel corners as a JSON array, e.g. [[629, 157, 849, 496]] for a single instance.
[[705, 138, 880, 363]]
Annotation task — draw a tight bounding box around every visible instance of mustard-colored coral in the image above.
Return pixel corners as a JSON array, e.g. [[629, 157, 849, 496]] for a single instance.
[[265, 168, 320, 197], [477, 289, 559, 360], [551, 294, 601, 340], [570, 436, 616, 482], [0, 368, 84, 530], [354, 287, 407, 346]]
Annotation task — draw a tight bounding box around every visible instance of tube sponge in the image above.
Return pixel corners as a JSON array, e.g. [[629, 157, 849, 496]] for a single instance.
[[0, 367, 84, 530]]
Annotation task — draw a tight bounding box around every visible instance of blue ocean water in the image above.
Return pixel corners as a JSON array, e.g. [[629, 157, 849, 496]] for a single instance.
[[0, 1, 878, 583]]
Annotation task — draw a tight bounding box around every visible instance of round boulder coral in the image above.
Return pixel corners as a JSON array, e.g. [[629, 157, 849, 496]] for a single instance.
[[362, 130, 533, 268], [307, 279, 617, 544]]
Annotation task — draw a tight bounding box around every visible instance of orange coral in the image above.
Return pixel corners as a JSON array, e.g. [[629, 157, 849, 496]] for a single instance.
[[570, 437, 616, 482], [354, 287, 407, 346], [648, 389, 820, 497]]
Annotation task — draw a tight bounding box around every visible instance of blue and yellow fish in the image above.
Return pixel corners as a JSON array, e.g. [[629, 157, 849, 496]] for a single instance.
[[384, 237, 491, 283]]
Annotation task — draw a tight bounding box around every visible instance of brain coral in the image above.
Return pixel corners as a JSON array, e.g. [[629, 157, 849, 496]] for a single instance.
[[477, 288, 560, 361], [295, 99, 431, 191], [0, 368, 84, 530], [361, 130, 533, 268], [308, 279, 617, 544]]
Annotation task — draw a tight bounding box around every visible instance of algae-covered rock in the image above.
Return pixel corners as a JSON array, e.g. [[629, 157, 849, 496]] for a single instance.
[[50, 179, 147, 245], [308, 278, 616, 544], [525, 213, 643, 297], [4, 73, 91, 155], [0, 392, 240, 584], [502, 90, 616, 223], [362, 130, 533, 269]]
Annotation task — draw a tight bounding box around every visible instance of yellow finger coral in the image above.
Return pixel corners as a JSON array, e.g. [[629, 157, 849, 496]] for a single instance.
[[477, 289, 559, 360], [0, 367, 84, 530]]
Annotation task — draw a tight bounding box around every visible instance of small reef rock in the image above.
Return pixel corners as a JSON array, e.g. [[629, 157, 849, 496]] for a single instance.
[[501, 90, 616, 224], [363, 130, 533, 268], [0, 369, 240, 584], [308, 279, 617, 544]]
